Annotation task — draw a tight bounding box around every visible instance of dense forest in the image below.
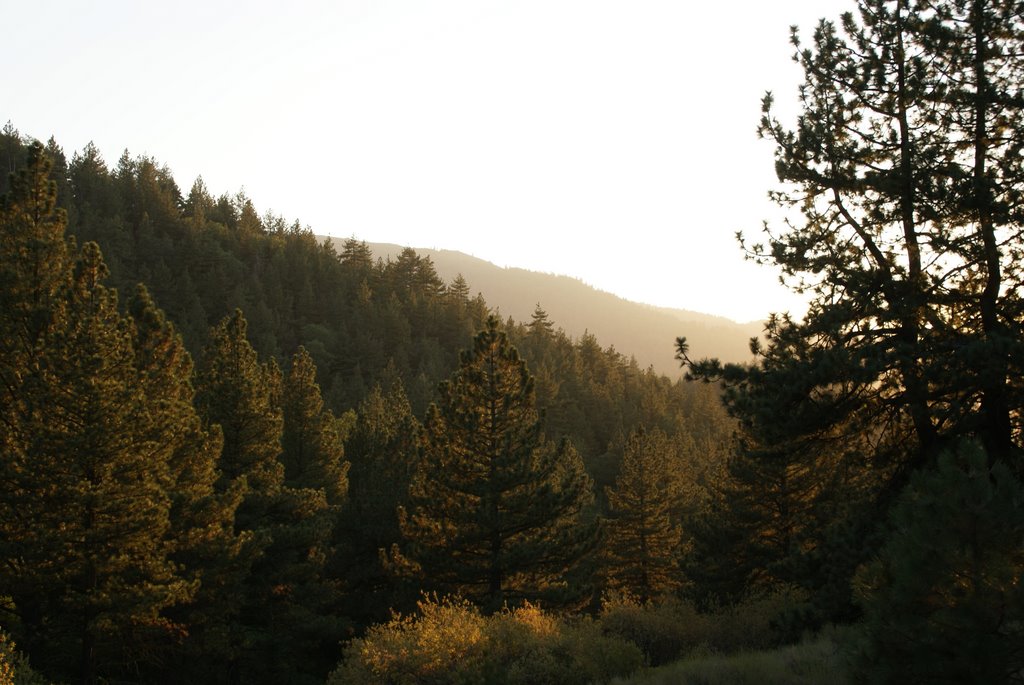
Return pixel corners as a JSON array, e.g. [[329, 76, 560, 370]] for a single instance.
[[4, 0, 1024, 683], [0, 128, 734, 684], [351, 241, 764, 374]]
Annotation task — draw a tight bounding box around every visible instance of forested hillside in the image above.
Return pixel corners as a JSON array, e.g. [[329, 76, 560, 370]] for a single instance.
[[0, 128, 734, 684], [355, 241, 762, 375], [4, 2, 1024, 682]]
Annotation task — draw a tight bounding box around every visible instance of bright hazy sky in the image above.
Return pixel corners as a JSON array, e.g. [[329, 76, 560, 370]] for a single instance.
[[6, 0, 854, 323]]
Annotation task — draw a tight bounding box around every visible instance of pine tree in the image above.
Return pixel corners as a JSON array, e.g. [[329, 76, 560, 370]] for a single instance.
[[447, 273, 472, 303], [194, 312, 342, 684], [603, 426, 683, 602], [195, 309, 285, 499], [0, 145, 193, 683], [192, 311, 283, 682], [336, 380, 422, 625], [276, 346, 351, 678], [126, 285, 248, 681], [729, 0, 1024, 465], [401, 316, 598, 610], [852, 441, 1024, 683], [281, 346, 349, 502], [528, 303, 555, 339], [679, 0, 1024, 621]]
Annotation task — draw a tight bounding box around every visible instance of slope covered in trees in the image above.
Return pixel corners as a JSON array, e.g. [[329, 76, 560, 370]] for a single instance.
[[0, 129, 733, 683], [9, 2, 1020, 678], [358, 241, 763, 374]]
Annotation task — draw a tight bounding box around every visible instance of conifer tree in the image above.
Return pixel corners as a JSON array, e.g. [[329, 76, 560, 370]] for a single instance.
[[852, 441, 1024, 683], [528, 303, 555, 339], [192, 311, 283, 682], [195, 309, 285, 499], [126, 285, 249, 680], [603, 426, 683, 601], [401, 316, 598, 610], [679, 0, 1024, 620], [281, 346, 349, 502], [0, 145, 193, 683], [194, 312, 342, 684], [336, 380, 422, 624], [447, 273, 472, 303]]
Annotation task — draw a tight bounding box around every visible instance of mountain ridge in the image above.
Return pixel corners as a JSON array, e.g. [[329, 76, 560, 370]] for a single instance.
[[327, 239, 761, 377]]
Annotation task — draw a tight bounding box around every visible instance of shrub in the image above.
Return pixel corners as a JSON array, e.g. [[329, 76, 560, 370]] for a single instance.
[[328, 595, 488, 685], [599, 593, 703, 666], [698, 588, 805, 653], [0, 631, 49, 685], [610, 635, 848, 685], [599, 589, 804, 666], [328, 596, 643, 685]]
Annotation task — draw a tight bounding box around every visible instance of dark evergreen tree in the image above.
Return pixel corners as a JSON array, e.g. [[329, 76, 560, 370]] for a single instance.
[[852, 441, 1024, 683], [0, 145, 194, 684], [447, 272, 472, 303], [194, 311, 342, 684], [336, 380, 423, 625], [125, 285, 249, 681], [528, 303, 555, 339], [679, 0, 1024, 621], [0, 121, 24, 186], [281, 346, 349, 502], [602, 426, 683, 602], [195, 309, 284, 498], [400, 316, 598, 610]]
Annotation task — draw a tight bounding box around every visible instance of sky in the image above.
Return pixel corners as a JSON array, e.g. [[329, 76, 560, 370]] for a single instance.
[[5, 0, 854, 323]]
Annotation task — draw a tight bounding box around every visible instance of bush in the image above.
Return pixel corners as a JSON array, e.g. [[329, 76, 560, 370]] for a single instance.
[[599, 593, 703, 666], [328, 596, 643, 685], [599, 589, 804, 666], [610, 635, 848, 685], [0, 631, 49, 685], [698, 588, 805, 653]]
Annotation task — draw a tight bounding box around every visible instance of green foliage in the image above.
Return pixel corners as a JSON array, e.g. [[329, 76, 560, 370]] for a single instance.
[[603, 427, 684, 601], [0, 130, 737, 678], [195, 309, 285, 496], [850, 441, 1024, 684], [400, 316, 598, 610], [0, 143, 199, 683], [0, 630, 49, 685], [611, 635, 849, 685], [680, 0, 1024, 625], [327, 595, 643, 685], [336, 380, 423, 624], [681, 386, 873, 617], [599, 594, 703, 667], [192, 311, 344, 684], [281, 346, 349, 501], [599, 590, 803, 667]]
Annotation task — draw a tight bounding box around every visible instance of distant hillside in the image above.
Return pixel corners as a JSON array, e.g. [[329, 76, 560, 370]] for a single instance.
[[330, 240, 761, 377]]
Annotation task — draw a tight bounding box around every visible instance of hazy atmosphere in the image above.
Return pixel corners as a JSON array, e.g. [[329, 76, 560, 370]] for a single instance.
[[6, 0, 850, 323], [5, 2, 1023, 684]]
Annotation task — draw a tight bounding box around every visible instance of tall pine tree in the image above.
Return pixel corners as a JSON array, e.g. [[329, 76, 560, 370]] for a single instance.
[[194, 311, 342, 685], [603, 426, 684, 602], [400, 316, 598, 610], [335, 380, 422, 625], [679, 0, 1024, 622], [0, 143, 194, 684]]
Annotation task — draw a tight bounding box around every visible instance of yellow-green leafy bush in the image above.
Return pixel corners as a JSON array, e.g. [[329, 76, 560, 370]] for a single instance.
[[328, 596, 643, 685], [599, 594, 704, 666], [0, 631, 48, 685], [600, 589, 805, 665]]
